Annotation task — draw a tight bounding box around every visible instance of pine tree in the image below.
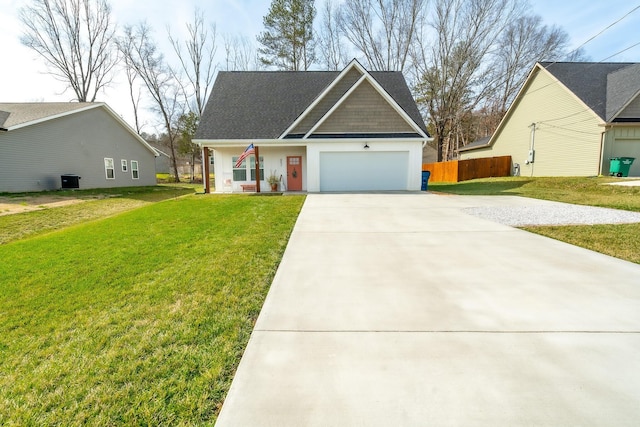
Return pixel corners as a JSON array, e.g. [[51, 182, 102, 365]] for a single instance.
[[257, 0, 316, 71]]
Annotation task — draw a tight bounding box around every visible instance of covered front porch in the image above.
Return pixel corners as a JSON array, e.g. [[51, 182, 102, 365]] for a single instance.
[[202, 144, 307, 193]]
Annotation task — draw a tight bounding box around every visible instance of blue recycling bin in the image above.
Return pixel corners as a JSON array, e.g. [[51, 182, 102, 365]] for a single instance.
[[421, 170, 431, 191]]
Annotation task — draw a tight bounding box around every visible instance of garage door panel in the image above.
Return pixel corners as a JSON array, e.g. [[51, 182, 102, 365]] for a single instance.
[[320, 151, 409, 191]]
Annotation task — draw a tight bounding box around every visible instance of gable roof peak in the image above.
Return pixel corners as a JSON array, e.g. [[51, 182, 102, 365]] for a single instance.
[[606, 63, 640, 121], [538, 61, 638, 121], [281, 58, 427, 139]]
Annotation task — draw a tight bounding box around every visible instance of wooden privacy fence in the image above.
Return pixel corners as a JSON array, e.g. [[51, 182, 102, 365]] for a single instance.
[[423, 156, 512, 183]]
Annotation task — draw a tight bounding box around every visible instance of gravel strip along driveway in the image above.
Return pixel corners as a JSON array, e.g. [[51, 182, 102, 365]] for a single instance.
[[463, 199, 640, 227]]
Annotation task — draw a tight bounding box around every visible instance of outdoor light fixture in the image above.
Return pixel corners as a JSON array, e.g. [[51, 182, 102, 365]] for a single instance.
[[364, 143, 370, 149]]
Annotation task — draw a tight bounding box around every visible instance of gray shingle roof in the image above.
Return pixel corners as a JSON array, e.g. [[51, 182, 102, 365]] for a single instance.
[[0, 110, 9, 129], [195, 70, 427, 140], [459, 136, 491, 152], [0, 102, 95, 129], [540, 62, 634, 121], [606, 63, 640, 121]]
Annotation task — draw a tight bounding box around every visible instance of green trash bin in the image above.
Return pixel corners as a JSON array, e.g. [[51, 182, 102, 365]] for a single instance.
[[609, 157, 636, 177]]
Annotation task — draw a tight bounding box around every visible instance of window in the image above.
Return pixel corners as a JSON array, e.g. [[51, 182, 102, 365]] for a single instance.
[[250, 156, 265, 181], [131, 160, 139, 179], [104, 158, 115, 179], [121, 159, 128, 172], [232, 155, 264, 181], [232, 156, 247, 181]]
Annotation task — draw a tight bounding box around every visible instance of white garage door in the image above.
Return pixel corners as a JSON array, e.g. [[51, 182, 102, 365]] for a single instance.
[[319, 151, 409, 191]]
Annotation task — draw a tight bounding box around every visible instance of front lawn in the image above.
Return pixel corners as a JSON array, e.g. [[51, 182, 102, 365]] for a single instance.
[[0, 185, 196, 244], [430, 177, 640, 264], [0, 194, 305, 425]]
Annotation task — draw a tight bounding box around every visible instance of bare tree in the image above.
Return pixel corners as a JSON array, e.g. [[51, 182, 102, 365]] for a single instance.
[[118, 34, 144, 133], [490, 15, 570, 115], [317, 0, 349, 71], [19, 0, 118, 102], [168, 9, 217, 117], [223, 34, 261, 71], [339, 0, 426, 71], [413, 0, 525, 161], [118, 23, 183, 182]]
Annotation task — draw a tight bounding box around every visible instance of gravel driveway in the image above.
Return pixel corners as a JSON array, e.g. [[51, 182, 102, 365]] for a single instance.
[[463, 199, 640, 226]]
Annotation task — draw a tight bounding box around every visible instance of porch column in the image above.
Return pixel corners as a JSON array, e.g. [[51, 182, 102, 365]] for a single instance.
[[255, 145, 261, 193], [203, 146, 210, 194]]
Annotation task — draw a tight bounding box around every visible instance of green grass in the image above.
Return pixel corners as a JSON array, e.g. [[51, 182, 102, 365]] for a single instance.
[[522, 223, 640, 264], [430, 177, 640, 263], [0, 185, 195, 244], [0, 194, 305, 425]]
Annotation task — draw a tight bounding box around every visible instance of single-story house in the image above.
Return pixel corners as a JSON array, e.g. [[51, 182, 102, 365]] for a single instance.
[[0, 102, 158, 192], [194, 59, 430, 192], [459, 62, 640, 177]]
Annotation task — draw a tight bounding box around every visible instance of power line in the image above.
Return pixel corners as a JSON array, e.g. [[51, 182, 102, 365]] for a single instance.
[[512, 5, 640, 102], [529, 42, 640, 98], [564, 5, 640, 60], [540, 115, 597, 127], [541, 122, 600, 135], [599, 40, 640, 62]]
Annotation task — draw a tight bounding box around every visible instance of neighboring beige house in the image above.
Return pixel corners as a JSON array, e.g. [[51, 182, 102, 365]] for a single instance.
[[0, 103, 158, 192], [194, 60, 430, 192], [459, 62, 640, 177]]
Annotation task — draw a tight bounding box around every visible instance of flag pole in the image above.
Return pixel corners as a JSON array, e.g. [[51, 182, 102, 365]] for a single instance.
[[255, 145, 261, 193]]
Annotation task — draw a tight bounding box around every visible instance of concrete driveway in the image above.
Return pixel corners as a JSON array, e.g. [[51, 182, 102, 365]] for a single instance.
[[216, 193, 640, 426]]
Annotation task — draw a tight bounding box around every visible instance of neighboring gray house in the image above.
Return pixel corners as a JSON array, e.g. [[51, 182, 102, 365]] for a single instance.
[[195, 60, 430, 192], [0, 103, 157, 192]]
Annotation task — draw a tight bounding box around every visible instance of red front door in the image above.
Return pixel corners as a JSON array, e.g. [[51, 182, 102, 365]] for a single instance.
[[287, 156, 302, 191]]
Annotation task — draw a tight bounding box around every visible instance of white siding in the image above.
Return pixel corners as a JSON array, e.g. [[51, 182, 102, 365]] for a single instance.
[[0, 107, 156, 192], [211, 146, 306, 193], [209, 139, 423, 193], [460, 68, 604, 177]]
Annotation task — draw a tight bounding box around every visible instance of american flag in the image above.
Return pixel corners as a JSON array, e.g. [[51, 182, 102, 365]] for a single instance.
[[234, 143, 255, 168]]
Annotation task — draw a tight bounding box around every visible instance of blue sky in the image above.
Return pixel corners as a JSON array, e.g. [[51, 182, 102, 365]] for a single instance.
[[1, 0, 639, 132]]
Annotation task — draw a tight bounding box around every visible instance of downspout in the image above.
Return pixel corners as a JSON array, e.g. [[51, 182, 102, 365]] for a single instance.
[[598, 129, 607, 176]]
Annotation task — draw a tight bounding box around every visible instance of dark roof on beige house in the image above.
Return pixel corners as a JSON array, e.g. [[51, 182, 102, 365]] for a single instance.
[[540, 62, 638, 121], [195, 67, 428, 140], [605, 63, 640, 121]]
